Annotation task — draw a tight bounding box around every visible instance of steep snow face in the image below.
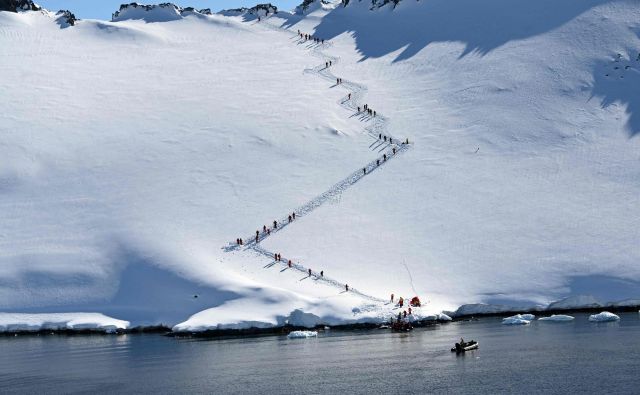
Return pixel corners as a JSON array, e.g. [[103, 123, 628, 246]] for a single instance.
[[1, 0, 640, 329], [0, 9, 379, 326], [263, 0, 640, 310]]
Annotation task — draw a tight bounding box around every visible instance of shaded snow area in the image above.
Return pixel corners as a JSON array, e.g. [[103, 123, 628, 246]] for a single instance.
[[0, 313, 129, 333], [1, 0, 640, 331], [588, 311, 620, 322]]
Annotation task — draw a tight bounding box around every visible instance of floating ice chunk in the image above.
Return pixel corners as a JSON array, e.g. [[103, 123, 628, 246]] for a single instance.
[[538, 314, 575, 322], [287, 330, 318, 338], [588, 311, 620, 322], [520, 314, 536, 320], [502, 314, 532, 325], [437, 313, 452, 321]]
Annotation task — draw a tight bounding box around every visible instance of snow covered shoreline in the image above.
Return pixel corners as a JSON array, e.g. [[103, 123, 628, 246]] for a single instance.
[[0, 313, 129, 334], [1, 302, 638, 336]]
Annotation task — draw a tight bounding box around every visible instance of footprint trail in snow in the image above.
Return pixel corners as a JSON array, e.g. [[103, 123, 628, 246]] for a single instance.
[[224, 17, 411, 304]]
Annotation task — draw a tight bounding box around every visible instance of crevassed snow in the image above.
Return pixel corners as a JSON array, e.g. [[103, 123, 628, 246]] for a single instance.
[[588, 312, 620, 322], [502, 314, 533, 325], [287, 330, 318, 338], [1, 0, 640, 329], [538, 315, 575, 322], [0, 313, 129, 333]]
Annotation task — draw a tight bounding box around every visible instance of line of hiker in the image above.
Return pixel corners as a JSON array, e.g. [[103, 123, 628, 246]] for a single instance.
[[269, 252, 351, 293], [378, 133, 410, 147], [297, 30, 326, 45], [240, 212, 298, 245], [325, 60, 333, 68], [357, 103, 376, 117]]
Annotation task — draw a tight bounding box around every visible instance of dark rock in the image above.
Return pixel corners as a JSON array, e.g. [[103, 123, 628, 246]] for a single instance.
[[55, 9, 77, 26], [1, 0, 41, 12]]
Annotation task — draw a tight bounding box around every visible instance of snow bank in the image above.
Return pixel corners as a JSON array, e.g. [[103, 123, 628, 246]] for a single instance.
[[502, 314, 533, 325], [538, 314, 575, 322], [588, 312, 620, 322], [287, 330, 317, 338], [0, 313, 129, 333]]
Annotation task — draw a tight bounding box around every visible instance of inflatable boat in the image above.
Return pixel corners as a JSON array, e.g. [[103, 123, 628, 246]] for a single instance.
[[451, 340, 478, 353]]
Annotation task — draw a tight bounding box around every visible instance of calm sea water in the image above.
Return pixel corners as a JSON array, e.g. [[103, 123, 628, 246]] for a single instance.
[[1, 313, 639, 394]]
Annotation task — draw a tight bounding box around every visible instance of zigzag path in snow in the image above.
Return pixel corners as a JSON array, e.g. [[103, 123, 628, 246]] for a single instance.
[[223, 17, 412, 304]]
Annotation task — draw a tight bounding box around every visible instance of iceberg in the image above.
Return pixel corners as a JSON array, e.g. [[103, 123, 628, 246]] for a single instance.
[[287, 330, 318, 339], [588, 312, 620, 322], [502, 314, 533, 325], [538, 314, 575, 322]]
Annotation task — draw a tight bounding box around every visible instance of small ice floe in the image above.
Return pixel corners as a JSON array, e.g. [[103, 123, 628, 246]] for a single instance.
[[538, 315, 575, 322], [502, 314, 534, 325], [287, 330, 318, 339], [588, 311, 620, 322]]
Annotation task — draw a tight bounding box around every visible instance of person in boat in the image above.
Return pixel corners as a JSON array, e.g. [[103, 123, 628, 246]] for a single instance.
[[403, 310, 407, 318], [460, 337, 465, 346], [397, 312, 402, 322]]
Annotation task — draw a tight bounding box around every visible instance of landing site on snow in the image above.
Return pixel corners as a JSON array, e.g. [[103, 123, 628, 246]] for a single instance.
[[1, 0, 639, 342]]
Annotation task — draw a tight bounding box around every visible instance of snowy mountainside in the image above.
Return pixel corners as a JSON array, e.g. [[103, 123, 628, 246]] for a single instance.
[[0, 0, 639, 330], [112, 2, 213, 22]]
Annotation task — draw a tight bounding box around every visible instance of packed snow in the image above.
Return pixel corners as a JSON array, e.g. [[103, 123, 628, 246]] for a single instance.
[[588, 312, 620, 322], [0, 313, 129, 333], [287, 330, 318, 338], [538, 315, 575, 322], [1, 0, 640, 330]]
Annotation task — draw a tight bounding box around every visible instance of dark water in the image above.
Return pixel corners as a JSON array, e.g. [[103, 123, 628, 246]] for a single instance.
[[2, 313, 640, 394]]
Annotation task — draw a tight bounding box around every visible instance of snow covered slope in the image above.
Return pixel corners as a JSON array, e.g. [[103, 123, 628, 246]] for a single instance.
[[1, 0, 639, 329]]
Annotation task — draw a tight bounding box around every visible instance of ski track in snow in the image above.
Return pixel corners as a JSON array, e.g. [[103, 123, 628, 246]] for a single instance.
[[223, 17, 411, 304]]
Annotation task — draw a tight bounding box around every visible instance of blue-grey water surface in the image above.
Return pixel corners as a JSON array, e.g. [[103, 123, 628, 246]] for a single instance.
[[1, 313, 639, 394]]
